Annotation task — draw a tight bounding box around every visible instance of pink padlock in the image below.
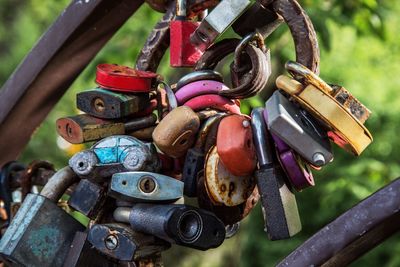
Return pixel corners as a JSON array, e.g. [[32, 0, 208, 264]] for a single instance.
[[175, 80, 229, 105], [183, 94, 241, 114]]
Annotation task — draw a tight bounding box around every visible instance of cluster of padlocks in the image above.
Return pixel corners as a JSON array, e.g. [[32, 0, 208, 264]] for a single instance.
[[0, 0, 373, 266]]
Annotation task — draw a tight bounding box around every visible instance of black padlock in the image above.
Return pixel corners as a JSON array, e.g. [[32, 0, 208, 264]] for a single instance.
[[63, 231, 115, 267], [76, 88, 150, 119], [87, 223, 170, 262], [68, 179, 107, 219], [114, 204, 226, 250], [0, 167, 85, 267], [251, 108, 302, 240], [182, 113, 225, 197]]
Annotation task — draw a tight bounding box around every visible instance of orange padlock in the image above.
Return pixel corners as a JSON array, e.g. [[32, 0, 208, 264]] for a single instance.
[[216, 114, 257, 176]]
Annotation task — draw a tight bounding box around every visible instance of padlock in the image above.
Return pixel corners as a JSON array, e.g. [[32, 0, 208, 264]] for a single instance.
[[205, 146, 256, 206], [197, 174, 259, 225], [109, 171, 183, 203], [265, 90, 333, 167], [69, 135, 160, 180], [216, 114, 257, 176], [87, 223, 170, 262], [183, 94, 241, 114], [96, 64, 159, 93], [232, 1, 282, 38], [170, 0, 203, 67], [270, 132, 315, 191], [76, 88, 150, 119], [152, 106, 200, 158], [175, 80, 230, 105], [57, 114, 157, 144], [68, 179, 107, 219], [251, 108, 302, 240], [176, 70, 223, 90], [114, 204, 226, 250], [63, 231, 114, 267], [182, 113, 225, 197], [0, 167, 85, 267], [276, 62, 373, 155], [190, 0, 252, 51]]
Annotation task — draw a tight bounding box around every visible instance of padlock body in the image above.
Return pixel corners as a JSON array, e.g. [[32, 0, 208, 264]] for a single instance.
[[216, 114, 257, 176], [96, 64, 158, 93], [183, 94, 241, 114], [152, 106, 200, 158], [56, 114, 125, 144], [109, 171, 183, 202], [170, 20, 203, 67], [0, 194, 84, 267], [68, 179, 106, 219], [76, 89, 150, 119], [205, 146, 255, 206], [266, 91, 333, 166], [175, 80, 229, 105], [182, 148, 205, 197]]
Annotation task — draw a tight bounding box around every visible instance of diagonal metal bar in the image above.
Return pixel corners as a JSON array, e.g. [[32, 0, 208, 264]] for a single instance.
[[278, 178, 400, 266], [0, 0, 144, 167]]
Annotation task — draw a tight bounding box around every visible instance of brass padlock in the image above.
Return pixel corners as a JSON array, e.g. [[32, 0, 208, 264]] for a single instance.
[[204, 146, 256, 207], [276, 62, 373, 155], [152, 106, 201, 158]]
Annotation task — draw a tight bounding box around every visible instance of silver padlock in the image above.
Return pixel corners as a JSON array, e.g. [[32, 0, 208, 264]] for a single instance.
[[265, 91, 334, 167], [190, 0, 252, 51]]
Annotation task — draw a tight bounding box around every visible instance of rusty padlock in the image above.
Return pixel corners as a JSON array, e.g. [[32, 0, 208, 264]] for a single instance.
[[216, 114, 257, 176], [170, 0, 204, 67], [204, 146, 256, 207], [56, 114, 157, 144], [96, 64, 159, 93], [152, 106, 201, 158], [76, 88, 150, 119]]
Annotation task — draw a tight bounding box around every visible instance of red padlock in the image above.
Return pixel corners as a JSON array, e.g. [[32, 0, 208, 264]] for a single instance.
[[183, 94, 241, 114], [216, 114, 257, 176], [170, 0, 204, 67], [95, 64, 159, 93]]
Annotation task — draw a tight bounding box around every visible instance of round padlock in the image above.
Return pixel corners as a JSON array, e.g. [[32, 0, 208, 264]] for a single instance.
[[175, 80, 229, 105], [216, 114, 257, 176], [204, 146, 256, 207], [183, 94, 241, 114]]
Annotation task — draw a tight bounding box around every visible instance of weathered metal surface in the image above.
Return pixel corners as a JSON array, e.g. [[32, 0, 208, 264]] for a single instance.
[[278, 178, 400, 266], [0, 0, 145, 167], [109, 171, 183, 202], [0, 194, 85, 267], [96, 64, 159, 93], [40, 166, 78, 202], [276, 75, 373, 155], [183, 94, 241, 114], [176, 70, 223, 90], [152, 106, 200, 158], [205, 146, 255, 207], [76, 89, 150, 119], [68, 179, 106, 219], [216, 114, 257, 176]]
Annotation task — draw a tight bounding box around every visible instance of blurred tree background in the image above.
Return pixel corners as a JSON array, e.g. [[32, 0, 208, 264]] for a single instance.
[[1, 0, 400, 266]]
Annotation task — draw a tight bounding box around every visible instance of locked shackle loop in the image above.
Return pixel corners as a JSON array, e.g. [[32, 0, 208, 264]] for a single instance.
[[285, 61, 333, 94], [40, 166, 78, 203], [234, 32, 266, 68], [158, 80, 178, 111]]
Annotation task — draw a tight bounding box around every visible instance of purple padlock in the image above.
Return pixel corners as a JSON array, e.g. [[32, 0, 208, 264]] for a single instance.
[[175, 80, 229, 105], [263, 109, 314, 191]]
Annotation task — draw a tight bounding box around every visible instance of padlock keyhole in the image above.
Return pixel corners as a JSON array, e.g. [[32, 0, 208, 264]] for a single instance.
[[93, 98, 105, 113]]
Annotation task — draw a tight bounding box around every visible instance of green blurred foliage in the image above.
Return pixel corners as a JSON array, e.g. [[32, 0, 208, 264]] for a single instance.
[[1, 0, 400, 266]]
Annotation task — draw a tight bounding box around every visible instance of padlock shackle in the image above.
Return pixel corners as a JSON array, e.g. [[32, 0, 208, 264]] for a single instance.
[[114, 207, 131, 223], [40, 166, 78, 202]]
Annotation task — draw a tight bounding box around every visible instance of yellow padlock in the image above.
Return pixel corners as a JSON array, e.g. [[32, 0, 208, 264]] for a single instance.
[[276, 74, 373, 156]]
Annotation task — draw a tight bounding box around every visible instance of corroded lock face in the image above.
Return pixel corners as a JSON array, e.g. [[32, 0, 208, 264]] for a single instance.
[[152, 106, 200, 158], [216, 114, 257, 176], [205, 146, 256, 207]]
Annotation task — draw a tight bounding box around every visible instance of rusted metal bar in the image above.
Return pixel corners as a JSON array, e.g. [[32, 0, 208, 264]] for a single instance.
[[278, 178, 400, 266], [0, 0, 145, 167]]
